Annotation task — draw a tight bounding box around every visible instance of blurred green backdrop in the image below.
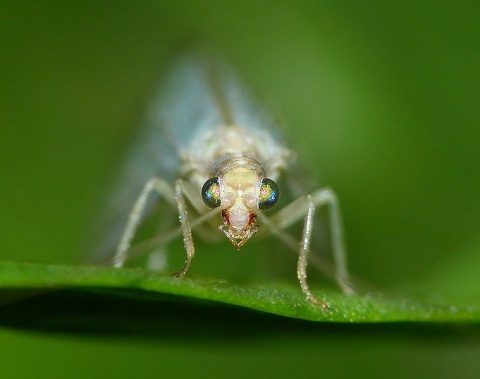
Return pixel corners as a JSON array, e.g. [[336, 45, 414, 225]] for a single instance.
[[1, 1, 480, 378]]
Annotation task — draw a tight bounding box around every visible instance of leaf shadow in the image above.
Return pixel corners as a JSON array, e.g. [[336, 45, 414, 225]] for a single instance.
[[1, 288, 479, 346]]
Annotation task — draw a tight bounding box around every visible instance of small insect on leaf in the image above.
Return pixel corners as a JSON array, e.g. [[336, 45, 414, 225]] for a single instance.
[[97, 50, 354, 311]]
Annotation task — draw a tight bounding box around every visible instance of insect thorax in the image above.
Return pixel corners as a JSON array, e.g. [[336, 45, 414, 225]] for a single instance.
[[180, 125, 293, 189]]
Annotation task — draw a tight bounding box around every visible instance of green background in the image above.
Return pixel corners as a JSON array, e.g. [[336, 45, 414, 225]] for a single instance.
[[1, 1, 480, 378]]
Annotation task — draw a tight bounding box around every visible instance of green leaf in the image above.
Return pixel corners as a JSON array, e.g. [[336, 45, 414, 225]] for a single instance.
[[0, 260, 477, 335]]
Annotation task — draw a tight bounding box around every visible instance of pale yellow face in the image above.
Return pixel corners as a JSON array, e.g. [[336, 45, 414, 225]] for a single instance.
[[201, 165, 280, 249], [218, 167, 261, 248]]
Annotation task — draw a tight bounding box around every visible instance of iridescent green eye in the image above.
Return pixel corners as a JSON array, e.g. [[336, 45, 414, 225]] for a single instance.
[[258, 178, 279, 210], [201, 177, 221, 208]]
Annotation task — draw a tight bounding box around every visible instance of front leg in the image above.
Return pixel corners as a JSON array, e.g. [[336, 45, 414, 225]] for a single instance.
[[111, 175, 222, 276], [297, 188, 354, 310], [171, 179, 195, 278], [112, 177, 198, 279], [258, 187, 354, 309]]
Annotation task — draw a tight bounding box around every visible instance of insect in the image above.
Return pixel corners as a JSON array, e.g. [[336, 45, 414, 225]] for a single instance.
[[98, 51, 353, 311]]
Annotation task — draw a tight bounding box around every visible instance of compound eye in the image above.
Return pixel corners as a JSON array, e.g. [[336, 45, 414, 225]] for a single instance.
[[201, 177, 221, 208], [258, 178, 279, 210]]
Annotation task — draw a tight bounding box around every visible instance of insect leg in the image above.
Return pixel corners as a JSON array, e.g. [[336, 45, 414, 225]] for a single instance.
[[307, 188, 354, 296], [171, 178, 195, 278], [258, 187, 354, 309]]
